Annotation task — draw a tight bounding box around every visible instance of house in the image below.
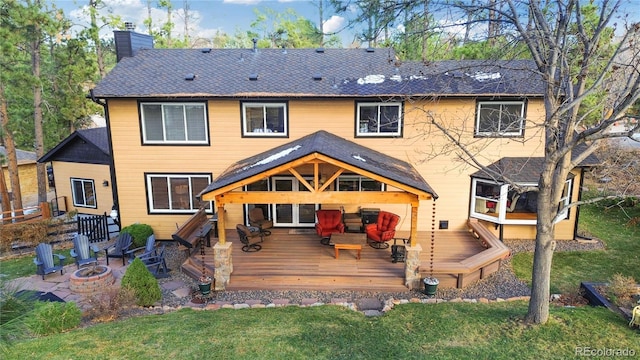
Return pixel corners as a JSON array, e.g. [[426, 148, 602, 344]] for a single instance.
[[88, 30, 595, 289], [38, 127, 114, 216], [1, 146, 48, 208]]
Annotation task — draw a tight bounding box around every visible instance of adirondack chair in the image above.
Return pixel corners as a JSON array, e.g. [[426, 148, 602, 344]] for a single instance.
[[126, 234, 157, 260], [102, 232, 133, 266], [70, 234, 99, 269], [139, 244, 169, 278], [33, 243, 66, 280]]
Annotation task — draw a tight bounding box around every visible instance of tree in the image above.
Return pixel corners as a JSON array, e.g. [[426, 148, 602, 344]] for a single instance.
[[426, 0, 640, 324]]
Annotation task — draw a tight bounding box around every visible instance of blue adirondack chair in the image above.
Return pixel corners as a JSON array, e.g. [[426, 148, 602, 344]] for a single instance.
[[70, 234, 99, 269], [34, 243, 66, 280], [139, 244, 169, 278], [102, 232, 132, 266], [126, 234, 157, 260]]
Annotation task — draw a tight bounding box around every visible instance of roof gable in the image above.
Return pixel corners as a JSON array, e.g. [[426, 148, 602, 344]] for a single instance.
[[38, 127, 111, 164], [200, 130, 437, 198]]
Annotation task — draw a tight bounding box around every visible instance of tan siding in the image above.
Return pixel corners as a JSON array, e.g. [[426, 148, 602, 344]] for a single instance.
[[108, 97, 569, 241], [51, 161, 113, 215]]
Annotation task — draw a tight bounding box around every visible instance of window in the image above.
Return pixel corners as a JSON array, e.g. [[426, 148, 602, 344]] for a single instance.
[[242, 102, 287, 136], [356, 102, 402, 136], [557, 179, 573, 220], [71, 178, 96, 208], [475, 101, 525, 137], [337, 176, 384, 191], [146, 174, 212, 213], [245, 180, 271, 224], [141, 103, 208, 144]]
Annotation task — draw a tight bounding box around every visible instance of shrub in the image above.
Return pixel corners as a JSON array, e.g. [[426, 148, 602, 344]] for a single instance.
[[608, 274, 638, 300], [0, 280, 34, 352], [120, 258, 161, 307], [84, 287, 137, 323], [24, 301, 82, 336], [120, 223, 154, 248]]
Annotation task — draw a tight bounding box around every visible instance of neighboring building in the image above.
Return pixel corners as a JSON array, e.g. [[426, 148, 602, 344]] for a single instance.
[[38, 127, 114, 216], [89, 30, 595, 243], [1, 146, 48, 208]]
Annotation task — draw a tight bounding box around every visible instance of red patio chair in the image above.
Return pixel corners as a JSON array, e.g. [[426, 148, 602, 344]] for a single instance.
[[365, 211, 400, 249], [315, 209, 345, 245]]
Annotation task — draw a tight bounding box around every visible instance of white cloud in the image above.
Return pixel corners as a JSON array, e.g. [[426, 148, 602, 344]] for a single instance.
[[323, 15, 345, 34]]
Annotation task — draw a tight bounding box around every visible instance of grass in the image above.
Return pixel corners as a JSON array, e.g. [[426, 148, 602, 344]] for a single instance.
[[2, 301, 638, 360], [0, 249, 74, 281], [512, 200, 640, 294]]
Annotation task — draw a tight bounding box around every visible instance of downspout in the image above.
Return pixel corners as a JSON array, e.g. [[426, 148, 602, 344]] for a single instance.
[[574, 168, 586, 240], [89, 89, 119, 230]]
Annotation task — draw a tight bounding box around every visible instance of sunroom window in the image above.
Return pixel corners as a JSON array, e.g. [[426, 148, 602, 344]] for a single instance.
[[475, 101, 525, 137], [146, 174, 212, 213], [356, 102, 402, 137], [242, 102, 287, 136], [141, 103, 208, 144]]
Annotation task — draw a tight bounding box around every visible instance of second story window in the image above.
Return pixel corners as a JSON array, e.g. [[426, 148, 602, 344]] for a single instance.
[[475, 101, 525, 137], [242, 102, 287, 137], [356, 102, 402, 137], [141, 103, 208, 144]]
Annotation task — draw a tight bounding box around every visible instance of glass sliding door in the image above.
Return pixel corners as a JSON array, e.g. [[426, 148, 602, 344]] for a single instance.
[[272, 177, 317, 227]]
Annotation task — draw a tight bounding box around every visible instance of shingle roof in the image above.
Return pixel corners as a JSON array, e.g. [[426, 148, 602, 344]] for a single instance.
[[199, 130, 437, 199], [0, 146, 37, 165], [91, 47, 543, 98], [471, 146, 600, 183], [38, 127, 111, 164]]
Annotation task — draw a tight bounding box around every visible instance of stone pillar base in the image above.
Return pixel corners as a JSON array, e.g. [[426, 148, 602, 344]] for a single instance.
[[213, 241, 233, 290], [404, 244, 422, 290]]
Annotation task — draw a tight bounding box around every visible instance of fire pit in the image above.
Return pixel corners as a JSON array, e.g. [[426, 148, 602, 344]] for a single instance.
[[69, 265, 115, 293]]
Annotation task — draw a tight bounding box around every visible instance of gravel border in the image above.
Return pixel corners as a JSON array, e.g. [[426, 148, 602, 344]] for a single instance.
[[155, 237, 604, 308]]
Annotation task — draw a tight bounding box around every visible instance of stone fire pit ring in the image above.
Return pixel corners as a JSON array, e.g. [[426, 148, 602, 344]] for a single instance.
[[69, 265, 115, 293]]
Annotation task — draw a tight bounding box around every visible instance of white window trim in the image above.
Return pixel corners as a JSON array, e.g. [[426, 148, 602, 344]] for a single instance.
[[241, 102, 288, 137], [146, 174, 212, 214], [141, 102, 208, 144], [475, 101, 525, 137], [71, 178, 97, 209], [556, 178, 573, 222], [470, 179, 537, 225], [356, 102, 402, 137]]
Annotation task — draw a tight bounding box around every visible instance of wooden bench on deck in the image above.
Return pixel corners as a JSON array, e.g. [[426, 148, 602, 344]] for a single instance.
[[421, 219, 511, 288], [172, 209, 212, 253]]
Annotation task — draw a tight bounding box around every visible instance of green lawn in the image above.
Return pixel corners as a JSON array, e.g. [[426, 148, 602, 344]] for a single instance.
[[2, 301, 638, 360], [512, 201, 640, 293], [0, 249, 74, 281]]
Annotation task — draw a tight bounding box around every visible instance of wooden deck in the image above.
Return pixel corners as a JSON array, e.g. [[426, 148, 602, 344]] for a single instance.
[[182, 229, 488, 291]]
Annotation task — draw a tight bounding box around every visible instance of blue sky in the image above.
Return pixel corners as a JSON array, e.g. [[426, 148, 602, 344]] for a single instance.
[[51, 0, 359, 46]]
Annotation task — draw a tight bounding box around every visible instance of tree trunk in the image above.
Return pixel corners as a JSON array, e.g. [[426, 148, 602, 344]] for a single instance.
[[0, 83, 24, 218], [526, 170, 557, 324], [32, 33, 47, 204]]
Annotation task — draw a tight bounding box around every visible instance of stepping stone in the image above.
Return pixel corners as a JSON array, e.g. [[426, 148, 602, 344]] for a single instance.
[[357, 297, 383, 311]]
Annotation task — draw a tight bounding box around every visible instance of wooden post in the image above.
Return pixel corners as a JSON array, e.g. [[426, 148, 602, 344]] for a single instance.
[[410, 203, 418, 247], [216, 202, 226, 244], [40, 202, 51, 219]]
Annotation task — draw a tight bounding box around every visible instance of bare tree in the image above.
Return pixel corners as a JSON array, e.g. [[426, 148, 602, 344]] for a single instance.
[[429, 0, 640, 324]]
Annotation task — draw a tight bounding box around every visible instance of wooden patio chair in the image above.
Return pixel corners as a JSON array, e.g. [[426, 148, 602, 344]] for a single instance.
[[70, 234, 99, 269], [139, 245, 169, 278], [102, 232, 132, 266], [33, 243, 65, 280], [236, 224, 263, 252], [126, 234, 157, 260]]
